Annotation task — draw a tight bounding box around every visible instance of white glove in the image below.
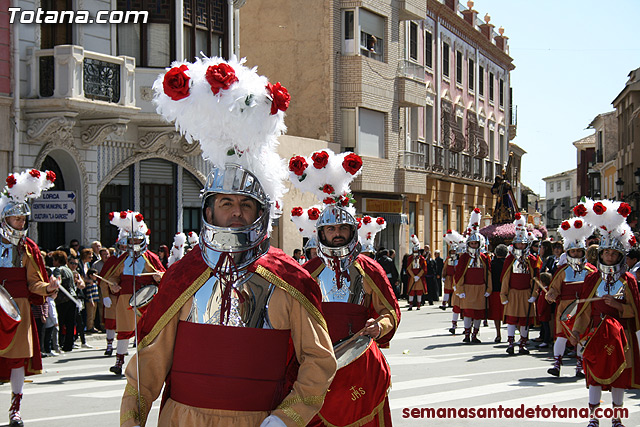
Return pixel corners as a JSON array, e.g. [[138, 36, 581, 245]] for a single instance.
[[103, 297, 112, 308], [502, 300, 508, 305], [484, 292, 490, 297], [260, 415, 287, 427], [528, 296, 537, 303], [458, 293, 466, 299], [413, 276, 420, 282]]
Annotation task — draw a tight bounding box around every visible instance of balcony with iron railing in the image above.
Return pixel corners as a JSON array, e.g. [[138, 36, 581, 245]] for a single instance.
[[402, 140, 428, 170], [26, 45, 136, 107]]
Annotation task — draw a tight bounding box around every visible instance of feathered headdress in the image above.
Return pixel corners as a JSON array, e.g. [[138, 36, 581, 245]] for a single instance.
[[108, 210, 150, 242], [574, 199, 634, 251], [512, 212, 528, 244], [153, 56, 290, 220], [287, 149, 363, 208], [410, 234, 420, 252], [168, 232, 187, 266], [186, 231, 199, 248], [357, 216, 386, 253], [443, 229, 465, 250], [557, 217, 595, 251], [465, 208, 483, 242], [1, 169, 56, 212], [290, 205, 322, 241]]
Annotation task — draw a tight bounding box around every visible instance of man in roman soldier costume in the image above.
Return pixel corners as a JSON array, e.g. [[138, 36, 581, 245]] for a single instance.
[[358, 214, 387, 259], [455, 208, 492, 344], [440, 229, 463, 311], [405, 235, 427, 310], [288, 148, 400, 426], [101, 212, 165, 376], [569, 199, 640, 427], [545, 216, 596, 378], [0, 169, 59, 427], [500, 212, 540, 355], [120, 57, 336, 427], [98, 229, 127, 357]]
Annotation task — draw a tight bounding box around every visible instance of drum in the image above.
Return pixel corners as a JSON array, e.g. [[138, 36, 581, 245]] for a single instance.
[[129, 284, 158, 315], [334, 334, 372, 370], [0, 284, 21, 351]]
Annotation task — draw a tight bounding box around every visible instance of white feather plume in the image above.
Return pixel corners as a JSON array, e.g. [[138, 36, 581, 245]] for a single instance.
[[168, 232, 187, 266], [290, 205, 322, 239], [557, 217, 595, 250], [357, 216, 387, 249]]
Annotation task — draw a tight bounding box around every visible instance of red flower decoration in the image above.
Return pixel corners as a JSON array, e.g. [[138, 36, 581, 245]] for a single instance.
[[291, 207, 303, 217], [473, 208, 480, 214], [593, 202, 607, 215], [376, 217, 385, 225], [46, 170, 56, 182], [630, 236, 637, 247], [288, 156, 308, 176], [357, 222, 362, 229], [574, 219, 583, 229], [561, 221, 570, 231], [363, 216, 372, 224], [447, 229, 452, 234], [311, 151, 329, 169], [30, 169, 41, 178], [163, 64, 191, 101], [322, 184, 334, 194], [119, 211, 127, 219], [267, 82, 290, 115], [205, 63, 238, 95], [366, 232, 372, 239], [342, 153, 363, 175], [307, 208, 320, 220], [573, 204, 587, 217], [323, 197, 334, 205], [135, 213, 144, 222], [6, 175, 16, 188], [108, 212, 115, 221], [275, 201, 280, 210], [514, 212, 521, 220], [146, 229, 151, 236], [617, 203, 632, 218], [339, 196, 350, 206]]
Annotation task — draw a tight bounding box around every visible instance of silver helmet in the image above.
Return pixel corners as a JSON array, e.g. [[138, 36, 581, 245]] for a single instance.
[[316, 205, 361, 273], [565, 248, 586, 272], [0, 201, 30, 245], [200, 164, 270, 272], [126, 230, 148, 258], [597, 233, 627, 283]]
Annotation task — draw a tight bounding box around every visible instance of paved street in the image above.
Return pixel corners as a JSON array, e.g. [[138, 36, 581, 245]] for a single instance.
[[1, 304, 638, 426]]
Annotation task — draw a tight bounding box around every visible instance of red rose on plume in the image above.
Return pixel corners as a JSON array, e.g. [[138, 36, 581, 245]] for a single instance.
[[163, 64, 191, 101], [288, 156, 308, 176], [323, 197, 334, 205], [135, 213, 144, 222], [307, 208, 320, 220], [291, 207, 303, 217], [108, 212, 115, 221], [120, 211, 127, 219], [617, 203, 632, 218], [46, 171, 56, 182], [275, 201, 280, 210], [593, 202, 607, 215], [574, 220, 583, 228], [146, 229, 151, 236], [342, 153, 362, 175], [6, 175, 16, 188], [367, 232, 372, 239], [339, 196, 350, 206], [267, 82, 290, 115], [630, 236, 637, 247], [573, 204, 587, 217], [473, 208, 480, 214], [357, 222, 362, 229], [311, 151, 329, 169], [376, 217, 385, 225], [206, 63, 238, 95], [322, 184, 334, 194], [447, 229, 452, 234], [30, 169, 41, 178], [363, 216, 372, 224], [561, 221, 570, 231], [514, 212, 521, 220]]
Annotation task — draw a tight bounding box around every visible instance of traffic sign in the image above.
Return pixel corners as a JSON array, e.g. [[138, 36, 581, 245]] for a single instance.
[[31, 191, 77, 222]]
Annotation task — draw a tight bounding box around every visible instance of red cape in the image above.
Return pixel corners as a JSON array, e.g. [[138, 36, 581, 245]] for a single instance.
[[138, 245, 325, 346], [304, 254, 401, 347], [453, 252, 491, 285]]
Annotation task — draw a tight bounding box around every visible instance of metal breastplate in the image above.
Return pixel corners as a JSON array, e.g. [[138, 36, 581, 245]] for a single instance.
[[316, 265, 366, 304], [467, 256, 481, 269], [447, 258, 458, 267], [0, 242, 21, 268], [564, 267, 588, 284], [512, 258, 529, 274], [411, 257, 420, 269], [187, 271, 276, 328], [595, 277, 625, 299], [123, 255, 147, 276]]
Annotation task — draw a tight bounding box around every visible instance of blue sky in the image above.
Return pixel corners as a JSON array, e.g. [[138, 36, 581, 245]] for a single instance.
[[476, 0, 640, 198]]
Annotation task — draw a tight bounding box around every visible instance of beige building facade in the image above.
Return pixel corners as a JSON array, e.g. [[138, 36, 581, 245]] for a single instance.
[[241, 0, 515, 256]]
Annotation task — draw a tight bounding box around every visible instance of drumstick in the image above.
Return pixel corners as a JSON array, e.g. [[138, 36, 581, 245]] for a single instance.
[[94, 274, 117, 287], [575, 289, 624, 304], [136, 272, 161, 276], [337, 315, 385, 349]]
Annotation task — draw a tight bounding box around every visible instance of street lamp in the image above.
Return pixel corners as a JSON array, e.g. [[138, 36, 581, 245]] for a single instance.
[[616, 177, 625, 201]]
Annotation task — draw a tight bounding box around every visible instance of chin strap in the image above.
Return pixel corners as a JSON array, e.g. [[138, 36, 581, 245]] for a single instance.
[[331, 256, 351, 289], [212, 252, 243, 325]]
